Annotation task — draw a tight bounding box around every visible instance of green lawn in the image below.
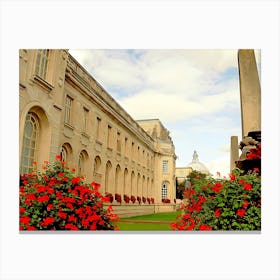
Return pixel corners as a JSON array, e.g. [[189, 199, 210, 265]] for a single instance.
[[116, 210, 181, 231]]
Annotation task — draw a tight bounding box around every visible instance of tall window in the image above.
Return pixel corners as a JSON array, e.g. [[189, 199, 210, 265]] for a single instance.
[[124, 137, 128, 156], [107, 125, 112, 148], [64, 95, 73, 125], [161, 182, 168, 199], [96, 117, 101, 140], [117, 132, 121, 153], [132, 142, 135, 158], [162, 160, 168, 173], [35, 49, 49, 80], [82, 107, 89, 131], [78, 151, 87, 176], [20, 113, 39, 174]]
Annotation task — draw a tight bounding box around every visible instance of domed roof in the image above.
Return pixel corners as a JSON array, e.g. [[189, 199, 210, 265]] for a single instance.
[[186, 150, 210, 175]]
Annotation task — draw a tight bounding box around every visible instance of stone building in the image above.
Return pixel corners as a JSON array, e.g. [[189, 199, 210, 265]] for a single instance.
[[19, 49, 177, 214]]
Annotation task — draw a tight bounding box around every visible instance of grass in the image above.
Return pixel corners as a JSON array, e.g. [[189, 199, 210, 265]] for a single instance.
[[121, 210, 181, 221], [116, 210, 181, 231]]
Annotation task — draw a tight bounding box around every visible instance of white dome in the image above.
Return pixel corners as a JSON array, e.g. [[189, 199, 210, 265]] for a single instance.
[[186, 150, 210, 175]]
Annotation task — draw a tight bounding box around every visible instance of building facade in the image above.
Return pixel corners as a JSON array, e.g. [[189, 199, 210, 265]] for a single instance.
[[19, 49, 176, 210]]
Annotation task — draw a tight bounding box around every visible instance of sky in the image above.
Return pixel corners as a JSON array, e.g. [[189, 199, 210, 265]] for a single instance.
[[69, 49, 261, 177]]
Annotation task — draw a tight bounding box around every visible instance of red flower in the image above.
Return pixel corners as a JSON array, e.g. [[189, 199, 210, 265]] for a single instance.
[[212, 182, 223, 193], [244, 183, 252, 191], [68, 215, 76, 222], [66, 203, 74, 210], [37, 185, 46, 193], [27, 226, 36, 230], [214, 208, 221, 218], [20, 207, 26, 214], [199, 224, 212, 231], [37, 195, 49, 203], [58, 212, 67, 219], [55, 155, 62, 160], [41, 217, 55, 226], [71, 168, 76, 172], [71, 177, 80, 184], [237, 209, 246, 217], [229, 173, 236, 181], [58, 172, 64, 177], [47, 204, 53, 211], [26, 193, 36, 201], [90, 224, 97, 230], [20, 216, 31, 225]]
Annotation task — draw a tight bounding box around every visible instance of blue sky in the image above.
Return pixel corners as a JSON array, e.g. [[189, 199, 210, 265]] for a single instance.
[[69, 49, 261, 177]]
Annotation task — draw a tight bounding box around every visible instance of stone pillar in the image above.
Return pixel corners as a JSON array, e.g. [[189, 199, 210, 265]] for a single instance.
[[238, 49, 261, 137], [230, 136, 239, 171]]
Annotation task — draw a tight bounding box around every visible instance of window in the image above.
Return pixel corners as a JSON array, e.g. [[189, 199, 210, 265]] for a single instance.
[[124, 137, 128, 156], [132, 142, 135, 157], [35, 49, 49, 80], [82, 107, 89, 131], [20, 113, 39, 174], [117, 132, 121, 153], [107, 125, 112, 148], [78, 151, 87, 176], [94, 156, 101, 173], [161, 182, 168, 199], [96, 117, 101, 140], [64, 95, 73, 125], [162, 160, 168, 173]]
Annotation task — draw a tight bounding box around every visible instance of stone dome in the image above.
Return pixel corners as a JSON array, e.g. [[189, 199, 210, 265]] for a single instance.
[[186, 150, 210, 175]]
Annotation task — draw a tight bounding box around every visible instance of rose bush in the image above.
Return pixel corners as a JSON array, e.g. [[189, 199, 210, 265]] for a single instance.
[[171, 169, 261, 231], [19, 156, 119, 230]]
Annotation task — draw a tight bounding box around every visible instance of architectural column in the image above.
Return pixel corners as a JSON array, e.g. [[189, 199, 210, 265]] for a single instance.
[[230, 136, 239, 171], [238, 49, 261, 137]]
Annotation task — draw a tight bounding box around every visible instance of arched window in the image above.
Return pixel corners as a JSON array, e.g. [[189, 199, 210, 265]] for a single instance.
[[60, 143, 73, 165], [94, 156, 101, 173], [77, 150, 88, 176], [20, 112, 40, 174], [161, 182, 168, 199]]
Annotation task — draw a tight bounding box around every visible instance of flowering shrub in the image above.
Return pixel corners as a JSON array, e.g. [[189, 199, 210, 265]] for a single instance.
[[162, 198, 171, 203], [19, 156, 119, 230], [142, 197, 146, 203], [131, 195, 136, 204], [171, 169, 261, 231], [137, 196, 141, 204], [123, 194, 130, 203], [115, 193, 122, 204]]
